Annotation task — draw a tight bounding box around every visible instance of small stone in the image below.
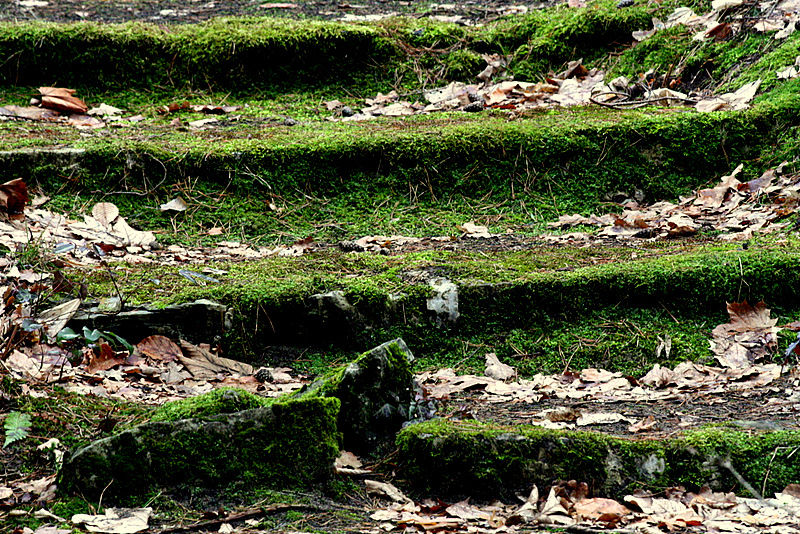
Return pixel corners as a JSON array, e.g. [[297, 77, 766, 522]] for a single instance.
[[97, 296, 122, 314], [283, 117, 297, 126], [616, 0, 634, 7], [255, 367, 273, 383], [462, 101, 484, 112], [339, 240, 365, 252], [341, 106, 354, 117]]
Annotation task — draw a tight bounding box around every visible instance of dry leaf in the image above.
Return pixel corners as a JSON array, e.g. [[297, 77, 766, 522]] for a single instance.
[[136, 335, 182, 362], [628, 415, 657, 433], [573, 497, 630, 521], [334, 450, 363, 469], [364, 480, 413, 504], [0, 178, 29, 216], [38, 87, 89, 114], [92, 202, 119, 228], [178, 339, 254, 378], [159, 197, 188, 212], [459, 222, 492, 238], [85, 342, 126, 374], [37, 298, 81, 341], [576, 412, 630, 426], [72, 507, 152, 534], [484, 353, 516, 381]]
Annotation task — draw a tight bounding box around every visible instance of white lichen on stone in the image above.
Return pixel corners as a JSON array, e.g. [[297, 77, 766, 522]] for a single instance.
[[426, 277, 459, 322]]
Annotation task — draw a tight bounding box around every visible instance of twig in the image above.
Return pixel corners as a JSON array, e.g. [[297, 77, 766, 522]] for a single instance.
[[156, 504, 324, 533], [590, 92, 698, 109], [566, 525, 635, 534], [717, 456, 763, 500]]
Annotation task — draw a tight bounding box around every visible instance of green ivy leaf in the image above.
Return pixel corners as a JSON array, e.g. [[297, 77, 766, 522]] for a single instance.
[[102, 331, 134, 355], [56, 327, 81, 343], [3, 411, 32, 448]]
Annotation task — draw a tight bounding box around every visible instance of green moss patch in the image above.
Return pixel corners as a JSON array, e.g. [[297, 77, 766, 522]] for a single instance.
[[0, 103, 793, 249], [59, 395, 341, 501], [0, 1, 658, 91], [396, 419, 800, 498], [294, 338, 415, 451], [68, 243, 800, 375], [151, 387, 271, 422]]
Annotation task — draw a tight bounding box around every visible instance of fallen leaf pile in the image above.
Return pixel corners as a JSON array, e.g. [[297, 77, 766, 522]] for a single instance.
[[419, 359, 784, 410], [711, 300, 780, 368], [634, 0, 800, 45], [0, 87, 107, 129], [0, 190, 317, 267], [330, 60, 608, 120], [546, 162, 796, 242], [3, 331, 304, 405], [365, 480, 800, 533], [417, 300, 799, 434], [0, 88, 242, 130], [332, 45, 763, 121]]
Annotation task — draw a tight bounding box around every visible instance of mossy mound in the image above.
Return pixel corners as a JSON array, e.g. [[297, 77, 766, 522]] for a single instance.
[[59, 395, 341, 501], [396, 419, 800, 499], [74, 244, 800, 376], [0, 0, 655, 90], [294, 338, 416, 452], [150, 387, 271, 422]]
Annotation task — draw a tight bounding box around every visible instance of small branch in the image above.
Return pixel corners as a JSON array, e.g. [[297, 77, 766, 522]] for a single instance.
[[590, 92, 698, 109], [157, 504, 325, 533]]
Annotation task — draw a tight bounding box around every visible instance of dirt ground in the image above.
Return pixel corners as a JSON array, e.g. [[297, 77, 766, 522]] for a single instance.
[[443, 372, 800, 438], [0, 0, 560, 24]]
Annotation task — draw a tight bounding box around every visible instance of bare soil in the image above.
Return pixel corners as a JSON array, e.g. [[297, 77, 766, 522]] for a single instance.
[[0, 0, 560, 24], [443, 372, 800, 438]]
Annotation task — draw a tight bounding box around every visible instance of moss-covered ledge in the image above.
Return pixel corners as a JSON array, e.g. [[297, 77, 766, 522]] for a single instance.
[[395, 419, 800, 499], [58, 394, 341, 501], [0, 0, 657, 89], [78, 246, 800, 360]]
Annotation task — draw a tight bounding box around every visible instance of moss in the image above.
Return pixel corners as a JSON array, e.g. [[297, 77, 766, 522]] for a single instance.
[[0, 0, 715, 92], [74, 243, 800, 375], [59, 396, 341, 501], [16, 387, 152, 450], [294, 338, 415, 451], [396, 419, 800, 498], [150, 387, 272, 422], [0, 100, 792, 251]]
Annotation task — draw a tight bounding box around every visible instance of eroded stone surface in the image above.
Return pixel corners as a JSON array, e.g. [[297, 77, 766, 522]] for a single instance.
[[297, 338, 416, 452], [69, 299, 230, 345], [59, 396, 340, 500]]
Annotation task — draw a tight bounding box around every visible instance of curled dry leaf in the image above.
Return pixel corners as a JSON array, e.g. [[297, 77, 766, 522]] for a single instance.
[[573, 497, 630, 521], [159, 197, 188, 212], [92, 202, 120, 228], [334, 450, 363, 469], [484, 352, 516, 381], [136, 335, 182, 362], [0, 178, 29, 216], [178, 339, 254, 378], [85, 342, 126, 374], [364, 480, 413, 504], [37, 298, 81, 341], [459, 221, 492, 238], [37, 87, 89, 114], [628, 415, 657, 433]]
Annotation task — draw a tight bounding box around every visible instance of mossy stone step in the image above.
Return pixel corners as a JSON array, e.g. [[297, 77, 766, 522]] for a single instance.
[[395, 419, 800, 499], [77, 245, 800, 375], [0, 3, 655, 89], [59, 394, 341, 500]]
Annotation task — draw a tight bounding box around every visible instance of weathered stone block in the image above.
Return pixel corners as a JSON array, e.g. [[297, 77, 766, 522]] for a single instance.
[[295, 338, 416, 452], [59, 396, 340, 500]]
